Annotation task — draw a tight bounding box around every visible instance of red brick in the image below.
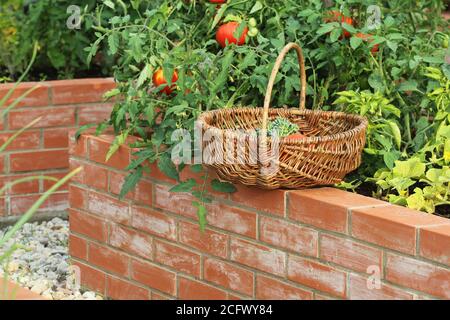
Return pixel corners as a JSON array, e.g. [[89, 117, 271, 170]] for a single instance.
[[43, 128, 69, 148], [131, 206, 177, 240], [69, 208, 107, 242], [69, 234, 88, 260], [256, 275, 313, 300], [8, 106, 75, 129], [84, 163, 108, 191], [106, 276, 149, 300], [131, 259, 176, 296], [145, 161, 178, 184], [0, 131, 40, 151], [50, 78, 116, 105], [69, 133, 87, 157], [154, 240, 201, 277], [68, 185, 87, 210], [230, 238, 285, 276], [0, 197, 5, 216], [320, 234, 382, 273], [69, 159, 109, 190], [78, 103, 114, 125], [151, 292, 170, 300], [88, 242, 129, 277], [385, 253, 450, 299], [420, 224, 450, 265], [42, 172, 69, 192], [87, 190, 130, 225], [0, 82, 49, 107], [204, 257, 253, 296], [0, 174, 40, 195], [260, 216, 318, 257], [109, 223, 153, 260], [154, 184, 197, 218], [179, 221, 228, 258], [208, 202, 257, 238], [89, 135, 130, 170], [179, 277, 227, 300], [69, 158, 84, 184], [10, 150, 68, 172], [109, 171, 136, 199], [287, 255, 347, 298], [288, 187, 385, 233], [71, 261, 106, 295], [352, 205, 449, 255], [0, 278, 45, 300], [134, 179, 152, 206], [0, 155, 4, 174], [348, 274, 413, 300], [109, 171, 152, 206], [231, 184, 286, 216], [10, 192, 68, 215]]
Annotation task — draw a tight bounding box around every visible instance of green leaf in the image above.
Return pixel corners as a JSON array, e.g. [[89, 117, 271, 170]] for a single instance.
[[119, 166, 143, 199], [250, 1, 263, 14], [190, 164, 203, 173], [75, 123, 96, 140], [104, 0, 115, 9], [317, 23, 337, 36], [387, 121, 402, 149], [108, 33, 120, 55], [397, 80, 418, 92], [136, 64, 151, 88], [170, 179, 197, 192], [393, 158, 426, 179], [211, 179, 237, 193], [350, 36, 363, 50], [193, 201, 207, 232], [157, 153, 179, 181]]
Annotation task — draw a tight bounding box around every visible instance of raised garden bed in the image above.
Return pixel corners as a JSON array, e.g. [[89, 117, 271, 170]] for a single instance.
[[68, 133, 450, 300]]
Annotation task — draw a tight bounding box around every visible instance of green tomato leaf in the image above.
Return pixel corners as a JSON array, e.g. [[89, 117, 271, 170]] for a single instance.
[[211, 179, 237, 193], [170, 179, 197, 193], [158, 153, 180, 181], [119, 166, 143, 199]]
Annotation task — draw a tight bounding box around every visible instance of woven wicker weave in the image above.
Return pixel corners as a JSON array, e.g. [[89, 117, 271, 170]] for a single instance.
[[197, 43, 368, 189]]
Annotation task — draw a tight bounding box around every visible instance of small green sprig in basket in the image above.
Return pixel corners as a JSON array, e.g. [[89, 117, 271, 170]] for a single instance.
[[267, 117, 299, 137]]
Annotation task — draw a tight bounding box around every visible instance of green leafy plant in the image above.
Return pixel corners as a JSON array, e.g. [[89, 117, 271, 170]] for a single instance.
[[267, 117, 299, 137], [0, 0, 112, 80], [82, 0, 449, 219]]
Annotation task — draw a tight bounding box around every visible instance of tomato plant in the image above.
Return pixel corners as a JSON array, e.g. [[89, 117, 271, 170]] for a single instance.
[[82, 0, 449, 219]]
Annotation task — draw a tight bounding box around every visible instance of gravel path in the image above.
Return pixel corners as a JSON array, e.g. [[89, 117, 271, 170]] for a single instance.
[[0, 218, 102, 300]]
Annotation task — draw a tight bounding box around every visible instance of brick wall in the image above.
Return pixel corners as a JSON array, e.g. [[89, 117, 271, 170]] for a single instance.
[[0, 79, 115, 223], [68, 133, 450, 300]]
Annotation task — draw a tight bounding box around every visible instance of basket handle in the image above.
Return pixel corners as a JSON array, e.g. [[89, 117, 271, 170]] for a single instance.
[[262, 43, 307, 131]]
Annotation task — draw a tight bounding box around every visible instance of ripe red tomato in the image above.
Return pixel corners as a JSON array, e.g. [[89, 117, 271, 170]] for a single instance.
[[209, 0, 226, 3], [216, 22, 248, 48], [152, 68, 179, 95], [355, 33, 379, 53], [324, 10, 353, 38]]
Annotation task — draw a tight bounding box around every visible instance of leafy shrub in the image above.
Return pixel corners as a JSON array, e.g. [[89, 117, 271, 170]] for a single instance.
[[0, 0, 112, 80], [84, 0, 449, 217]]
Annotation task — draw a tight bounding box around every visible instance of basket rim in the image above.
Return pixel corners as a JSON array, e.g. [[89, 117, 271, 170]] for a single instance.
[[197, 106, 368, 144]]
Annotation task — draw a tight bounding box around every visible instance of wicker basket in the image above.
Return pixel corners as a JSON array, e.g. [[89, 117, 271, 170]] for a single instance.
[[197, 43, 368, 189]]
